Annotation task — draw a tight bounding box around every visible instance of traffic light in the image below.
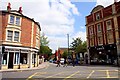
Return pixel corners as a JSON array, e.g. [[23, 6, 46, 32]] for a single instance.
[[2, 46, 5, 53]]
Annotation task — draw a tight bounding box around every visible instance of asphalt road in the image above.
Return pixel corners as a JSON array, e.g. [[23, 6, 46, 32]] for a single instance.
[[2, 63, 120, 80]]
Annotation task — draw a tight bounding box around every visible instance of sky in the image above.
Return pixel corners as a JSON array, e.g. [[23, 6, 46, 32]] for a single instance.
[[1, 0, 120, 53]]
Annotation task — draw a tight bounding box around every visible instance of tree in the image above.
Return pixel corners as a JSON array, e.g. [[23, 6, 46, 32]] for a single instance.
[[62, 50, 68, 59], [70, 37, 87, 54], [40, 33, 49, 46], [39, 33, 52, 59]]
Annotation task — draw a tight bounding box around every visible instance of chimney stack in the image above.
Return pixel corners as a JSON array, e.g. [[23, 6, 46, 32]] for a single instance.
[[7, 3, 11, 12], [114, 0, 118, 3], [18, 7, 22, 13]]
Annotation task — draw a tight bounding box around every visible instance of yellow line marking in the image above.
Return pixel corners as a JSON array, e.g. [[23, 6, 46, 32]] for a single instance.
[[64, 71, 80, 80], [26, 72, 38, 80], [87, 70, 94, 79], [100, 77, 118, 78], [46, 71, 64, 78], [106, 70, 110, 78], [93, 69, 118, 71], [17, 70, 22, 72], [115, 70, 118, 71]]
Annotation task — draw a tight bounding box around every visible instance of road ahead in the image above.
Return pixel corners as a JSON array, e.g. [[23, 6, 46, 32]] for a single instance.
[[2, 63, 120, 80]]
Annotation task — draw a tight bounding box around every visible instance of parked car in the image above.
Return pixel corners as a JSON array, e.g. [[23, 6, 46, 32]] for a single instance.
[[49, 59, 54, 63], [60, 58, 64, 65]]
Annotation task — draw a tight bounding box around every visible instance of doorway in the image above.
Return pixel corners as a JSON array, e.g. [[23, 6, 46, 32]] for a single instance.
[[8, 52, 14, 69]]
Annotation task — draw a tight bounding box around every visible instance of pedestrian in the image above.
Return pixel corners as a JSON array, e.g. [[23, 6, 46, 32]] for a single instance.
[[72, 59, 75, 67], [56, 59, 60, 67], [63, 58, 67, 67]]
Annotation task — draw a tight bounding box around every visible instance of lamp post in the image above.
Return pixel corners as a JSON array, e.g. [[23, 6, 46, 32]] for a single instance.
[[18, 49, 21, 69], [67, 34, 69, 58]]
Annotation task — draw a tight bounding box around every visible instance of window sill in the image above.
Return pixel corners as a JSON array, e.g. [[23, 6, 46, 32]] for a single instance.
[[8, 23, 21, 27]]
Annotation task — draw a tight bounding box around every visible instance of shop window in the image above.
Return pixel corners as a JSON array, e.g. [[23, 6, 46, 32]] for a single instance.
[[14, 31, 19, 42], [14, 52, 19, 64], [7, 30, 13, 41], [20, 53, 27, 64], [32, 54, 36, 64], [10, 15, 15, 24], [2, 54, 7, 65]]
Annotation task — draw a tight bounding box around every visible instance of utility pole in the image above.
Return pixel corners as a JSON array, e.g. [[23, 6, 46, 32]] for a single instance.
[[67, 34, 69, 58]]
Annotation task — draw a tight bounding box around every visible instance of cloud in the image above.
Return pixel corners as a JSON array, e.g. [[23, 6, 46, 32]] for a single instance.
[[96, 0, 120, 7], [1, 0, 80, 52], [72, 31, 86, 42]]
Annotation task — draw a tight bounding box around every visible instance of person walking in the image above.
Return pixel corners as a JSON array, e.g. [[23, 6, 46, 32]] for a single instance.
[[63, 58, 67, 67], [72, 59, 75, 67], [56, 59, 60, 67]]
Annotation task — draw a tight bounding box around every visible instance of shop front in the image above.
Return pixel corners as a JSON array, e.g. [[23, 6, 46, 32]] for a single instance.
[[89, 44, 117, 65], [1, 45, 39, 70]]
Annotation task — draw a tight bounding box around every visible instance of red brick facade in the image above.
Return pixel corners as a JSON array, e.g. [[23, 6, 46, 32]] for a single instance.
[[0, 4, 41, 69], [86, 2, 120, 65]]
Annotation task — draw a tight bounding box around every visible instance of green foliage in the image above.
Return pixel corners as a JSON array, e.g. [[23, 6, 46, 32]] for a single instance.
[[40, 33, 49, 46], [40, 46, 52, 55], [39, 33, 52, 57], [71, 37, 87, 54], [62, 50, 68, 58]]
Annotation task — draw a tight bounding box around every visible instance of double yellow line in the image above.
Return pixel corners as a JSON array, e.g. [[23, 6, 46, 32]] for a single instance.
[[64, 71, 80, 80]]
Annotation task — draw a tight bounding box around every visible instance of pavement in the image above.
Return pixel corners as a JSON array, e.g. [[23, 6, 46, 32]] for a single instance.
[[0, 62, 49, 72]]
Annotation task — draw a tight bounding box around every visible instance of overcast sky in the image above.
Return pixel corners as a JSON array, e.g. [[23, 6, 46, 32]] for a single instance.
[[1, 0, 120, 53]]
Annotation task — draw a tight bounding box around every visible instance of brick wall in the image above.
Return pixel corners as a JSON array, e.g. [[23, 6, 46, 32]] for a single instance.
[[21, 17, 32, 47]]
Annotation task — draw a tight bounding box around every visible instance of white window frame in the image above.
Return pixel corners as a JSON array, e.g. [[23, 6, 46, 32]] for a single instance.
[[97, 24, 101, 32], [107, 33, 113, 44], [106, 20, 112, 30], [15, 17, 20, 26], [96, 13, 100, 20], [98, 36, 102, 45], [14, 52, 20, 65], [14, 31, 20, 42], [7, 30, 13, 41], [8, 15, 21, 26], [9, 15, 15, 24], [89, 26, 93, 35], [6, 30, 21, 42]]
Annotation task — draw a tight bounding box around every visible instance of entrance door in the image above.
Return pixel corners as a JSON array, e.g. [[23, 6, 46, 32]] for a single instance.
[[8, 52, 14, 69]]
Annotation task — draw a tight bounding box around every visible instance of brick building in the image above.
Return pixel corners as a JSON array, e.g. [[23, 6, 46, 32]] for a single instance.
[[0, 3, 41, 69], [86, 1, 120, 65]]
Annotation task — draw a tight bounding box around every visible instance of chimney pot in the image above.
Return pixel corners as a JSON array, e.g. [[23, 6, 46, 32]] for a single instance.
[[19, 7, 22, 13], [7, 2, 11, 12]]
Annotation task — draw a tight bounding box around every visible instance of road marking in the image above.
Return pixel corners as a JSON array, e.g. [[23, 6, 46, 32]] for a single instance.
[[87, 70, 94, 79], [35, 72, 47, 75], [64, 71, 80, 80], [45, 71, 64, 78], [26, 72, 38, 80], [100, 77, 118, 78], [106, 70, 110, 78], [17, 70, 22, 72]]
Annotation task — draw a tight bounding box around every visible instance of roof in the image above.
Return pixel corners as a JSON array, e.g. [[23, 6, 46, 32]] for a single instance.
[[0, 10, 41, 31], [91, 5, 104, 13]]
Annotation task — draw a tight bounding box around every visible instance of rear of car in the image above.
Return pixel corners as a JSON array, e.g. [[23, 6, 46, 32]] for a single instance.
[[60, 58, 64, 65]]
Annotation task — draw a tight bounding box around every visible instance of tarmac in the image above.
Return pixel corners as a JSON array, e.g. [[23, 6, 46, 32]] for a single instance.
[[0, 62, 49, 72]]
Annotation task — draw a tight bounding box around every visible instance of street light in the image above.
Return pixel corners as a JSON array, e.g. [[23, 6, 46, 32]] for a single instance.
[[67, 34, 69, 58]]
